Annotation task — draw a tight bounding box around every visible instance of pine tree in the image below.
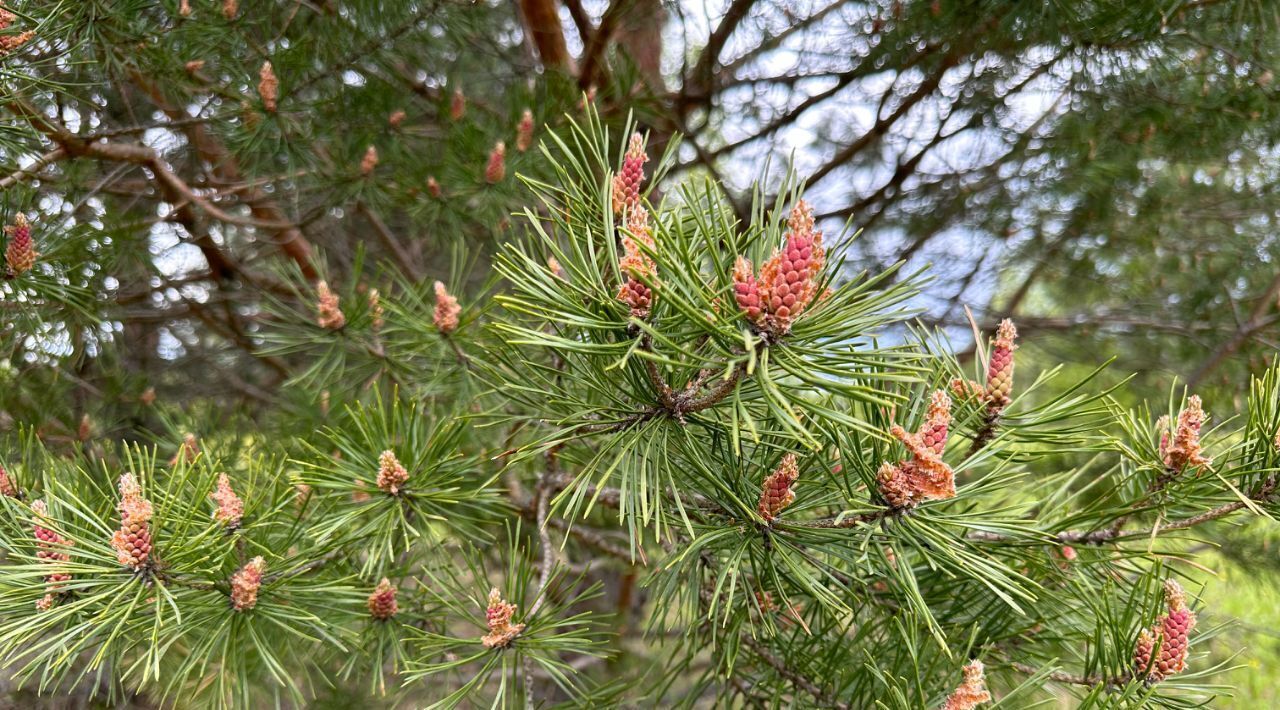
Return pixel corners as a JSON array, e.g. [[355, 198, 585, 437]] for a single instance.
[[4, 1, 1280, 707], [0, 109, 1277, 707]]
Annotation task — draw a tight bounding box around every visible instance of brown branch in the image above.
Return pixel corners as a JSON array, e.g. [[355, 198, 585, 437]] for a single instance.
[[126, 75, 320, 281], [518, 0, 575, 72], [973, 474, 1279, 546], [355, 201, 424, 281], [1187, 270, 1280, 388], [740, 635, 851, 710], [1008, 661, 1130, 688], [685, 0, 757, 97], [0, 147, 66, 189], [578, 0, 629, 90]]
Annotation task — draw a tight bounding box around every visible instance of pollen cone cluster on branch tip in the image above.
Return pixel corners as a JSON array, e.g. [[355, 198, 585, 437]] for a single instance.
[[0, 6, 33, 56], [230, 556, 266, 611], [316, 280, 346, 330], [367, 288, 384, 330], [481, 587, 525, 649], [1134, 579, 1197, 682], [257, 61, 277, 113], [388, 110, 406, 128], [368, 578, 398, 620], [1160, 395, 1210, 472], [758, 453, 800, 523], [951, 319, 1019, 414], [516, 109, 535, 153], [485, 141, 506, 184], [875, 390, 956, 509], [732, 257, 764, 325], [734, 200, 825, 334], [0, 463, 17, 498], [984, 319, 1017, 408], [376, 450, 409, 495], [450, 88, 466, 121], [210, 473, 244, 529], [32, 500, 73, 610], [5, 213, 36, 275], [942, 660, 991, 710], [222, 0, 238, 21], [611, 132, 648, 215], [110, 474, 153, 570], [360, 145, 379, 176], [615, 205, 657, 318], [433, 281, 461, 334]]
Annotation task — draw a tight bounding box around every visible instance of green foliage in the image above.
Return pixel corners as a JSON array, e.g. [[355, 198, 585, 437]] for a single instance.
[[5, 1, 1280, 706]]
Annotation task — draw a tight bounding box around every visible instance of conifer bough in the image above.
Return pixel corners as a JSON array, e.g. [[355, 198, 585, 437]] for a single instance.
[[0, 112, 1276, 709]]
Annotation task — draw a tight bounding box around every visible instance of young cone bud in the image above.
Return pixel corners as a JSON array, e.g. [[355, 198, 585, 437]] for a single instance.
[[921, 390, 951, 455], [481, 588, 524, 649], [611, 133, 648, 215], [876, 391, 955, 508], [368, 578, 398, 620], [942, 660, 991, 710], [0, 8, 34, 56], [32, 500, 73, 606], [1162, 396, 1210, 472], [758, 454, 800, 522], [433, 281, 461, 334], [984, 319, 1017, 409], [222, 0, 238, 20], [732, 256, 765, 325], [110, 474, 154, 569], [427, 176, 442, 198], [170, 432, 200, 466], [388, 110, 406, 128], [450, 88, 466, 120], [257, 61, 278, 113], [758, 200, 825, 332], [316, 280, 346, 330], [5, 213, 36, 275], [615, 205, 658, 317], [516, 109, 534, 152], [230, 556, 265, 611], [368, 288, 384, 330], [376, 450, 409, 494], [0, 463, 17, 498], [485, 142, 506, 184], [876, 461, 916, 509], [481, 587, 525, 648], [210, 473, 244, 528], [1134, 579, 1197, 681], [360, 146, 379, 176]]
